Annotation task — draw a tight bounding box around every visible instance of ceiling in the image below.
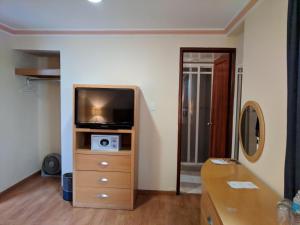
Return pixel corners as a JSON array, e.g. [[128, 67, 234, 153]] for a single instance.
[[0, 0, 250, 31]]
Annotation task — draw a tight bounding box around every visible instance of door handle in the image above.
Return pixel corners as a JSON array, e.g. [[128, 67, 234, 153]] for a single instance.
[[99, 161, 109, 167], [99, 177, 108, 183], [207, 122, 213, 126], [97, 193, 109, 199]]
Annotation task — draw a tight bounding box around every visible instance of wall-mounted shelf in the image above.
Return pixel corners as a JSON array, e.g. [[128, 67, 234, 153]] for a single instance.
[[14, 50, 61, 81], [15, 68, 60, 79]]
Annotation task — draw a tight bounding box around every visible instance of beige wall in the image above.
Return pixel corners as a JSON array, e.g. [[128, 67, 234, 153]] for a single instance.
[[0, 32, 61, 192], [12, 34, 237, 191], [37, 82, 61, 162], [1, 0, 289, 194], [230, 30, 244, 156], [240, 0, 288, 196], [0, 31, 40, 192]]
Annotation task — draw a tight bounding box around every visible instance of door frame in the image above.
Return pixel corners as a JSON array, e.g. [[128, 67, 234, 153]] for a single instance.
[[176, 47, 236, 195]]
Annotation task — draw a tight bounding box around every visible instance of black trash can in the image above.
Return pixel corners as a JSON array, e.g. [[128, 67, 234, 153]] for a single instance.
[[63, 173, 72, 201]]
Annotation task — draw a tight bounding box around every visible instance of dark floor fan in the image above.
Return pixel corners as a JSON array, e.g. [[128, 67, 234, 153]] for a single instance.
[[42, 153, 61, 177]]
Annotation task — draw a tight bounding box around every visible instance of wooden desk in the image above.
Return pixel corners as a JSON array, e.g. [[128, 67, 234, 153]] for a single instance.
[[200, 159, 281, 225]]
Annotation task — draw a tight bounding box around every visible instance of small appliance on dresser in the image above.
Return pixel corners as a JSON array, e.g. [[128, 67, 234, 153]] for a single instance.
[[91, 134, 121, 152], [73, 84, 139, 210]]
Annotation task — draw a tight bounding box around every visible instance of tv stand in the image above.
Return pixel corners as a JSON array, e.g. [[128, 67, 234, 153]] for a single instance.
[[72, 84, 139, 210]]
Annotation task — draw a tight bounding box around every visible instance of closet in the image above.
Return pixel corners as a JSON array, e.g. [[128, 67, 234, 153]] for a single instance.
[[14, 50, 61, 175]]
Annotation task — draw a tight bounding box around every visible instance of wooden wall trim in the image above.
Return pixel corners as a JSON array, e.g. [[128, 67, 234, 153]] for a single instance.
[[137, 190, 176, 195], [1, 177, 193, 198], [1, 28, 225, 36], [0, 1, 257, 36], [0, 170, 41, 197], [224, 0, 258, 33], [0, 23, 15, 34], [138, 189, 200, 196]]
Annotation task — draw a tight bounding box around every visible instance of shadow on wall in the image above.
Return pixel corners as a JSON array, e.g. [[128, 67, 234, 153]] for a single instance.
[[138, 91, 161, 190], [61, 86, 74, 178]]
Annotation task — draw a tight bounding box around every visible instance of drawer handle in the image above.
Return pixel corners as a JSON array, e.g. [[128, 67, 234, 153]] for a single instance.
[[97, 193, 109, 199], [99, 177, 108, 183], [207, 216, 213, 225], [99, 161, 109, 167]]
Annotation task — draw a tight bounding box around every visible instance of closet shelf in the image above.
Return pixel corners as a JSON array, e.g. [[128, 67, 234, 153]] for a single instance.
[[15, 68, 60, 79]]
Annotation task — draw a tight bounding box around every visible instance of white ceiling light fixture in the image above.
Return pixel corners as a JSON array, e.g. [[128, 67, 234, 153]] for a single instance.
[[88, 0, 102, 3]]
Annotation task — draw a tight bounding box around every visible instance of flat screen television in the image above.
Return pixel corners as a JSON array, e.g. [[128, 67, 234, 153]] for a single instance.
[[75, 87, 134, 129]]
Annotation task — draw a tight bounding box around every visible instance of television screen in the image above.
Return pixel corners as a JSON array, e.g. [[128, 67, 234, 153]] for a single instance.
[[75, 88, 134, 129]]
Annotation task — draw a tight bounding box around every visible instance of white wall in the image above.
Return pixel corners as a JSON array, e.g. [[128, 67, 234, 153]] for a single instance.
[[12, 34, 237, 191], [0, 31, 40, 192], [2, 0, 289, 194], [230, 29, 245, 156], [235, 31, 244, 67], [240, 0, 288, 195], [0, 33, 61, 192], [37, 82, 61, 162]]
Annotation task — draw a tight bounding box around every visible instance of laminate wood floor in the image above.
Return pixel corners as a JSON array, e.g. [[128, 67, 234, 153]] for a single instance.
[[0, 175, 200, 225]]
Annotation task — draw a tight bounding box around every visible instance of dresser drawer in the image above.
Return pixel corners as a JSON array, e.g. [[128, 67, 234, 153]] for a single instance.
[[75, 154, 131, 172], [75, 187, 131, 209], [201, 191, 222, 225], [75, 171, 131, 189]]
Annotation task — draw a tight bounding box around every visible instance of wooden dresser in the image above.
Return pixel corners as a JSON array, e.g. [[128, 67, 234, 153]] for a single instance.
[[72, 85, 139, 210], [201, 160, 281, 225]]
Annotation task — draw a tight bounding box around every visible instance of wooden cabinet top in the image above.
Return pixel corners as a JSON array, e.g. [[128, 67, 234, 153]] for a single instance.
[[201, 160, 281, 225]]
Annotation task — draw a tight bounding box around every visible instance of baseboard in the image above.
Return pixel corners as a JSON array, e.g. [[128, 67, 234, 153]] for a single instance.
[[0, 176, 198, 198], [0, 170, 41, 197], [137, 189, 201, 196], [137, 189, 176, 195], [180, 192, 201, 196]]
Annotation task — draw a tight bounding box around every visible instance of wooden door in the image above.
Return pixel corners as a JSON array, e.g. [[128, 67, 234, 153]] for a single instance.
[[209, 55, 230, 158]]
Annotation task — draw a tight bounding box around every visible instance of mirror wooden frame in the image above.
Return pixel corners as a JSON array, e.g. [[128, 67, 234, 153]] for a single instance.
[[239, 101, 265, 162]]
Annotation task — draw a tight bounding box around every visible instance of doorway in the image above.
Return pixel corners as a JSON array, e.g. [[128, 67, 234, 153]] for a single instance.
[[177, 48, 236, 194]]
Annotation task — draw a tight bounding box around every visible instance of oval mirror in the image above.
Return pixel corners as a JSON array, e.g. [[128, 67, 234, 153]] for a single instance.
[[239, 101, 265, 162]]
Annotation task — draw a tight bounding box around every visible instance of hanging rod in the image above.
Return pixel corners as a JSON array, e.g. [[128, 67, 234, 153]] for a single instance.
[[26, 77, 60, 82]]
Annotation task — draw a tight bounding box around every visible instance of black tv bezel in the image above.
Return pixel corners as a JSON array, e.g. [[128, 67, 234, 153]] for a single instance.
[[74, 87, 134, 130]]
